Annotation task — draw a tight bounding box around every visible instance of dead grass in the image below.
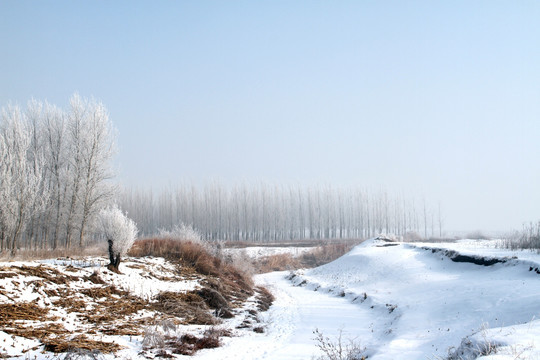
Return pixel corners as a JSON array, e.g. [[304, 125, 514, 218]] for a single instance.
[[2, 310, 123, 354], [152, 291, 218, 325], [0, 239, 277, 357], [7, 265, 79, 284], [257, 253, 302, 273], [52, 296, 88, 313], [0, 263, 153, 353], [0, 246, 106, 262], [43, 335, 122, 353], [129, 238, 221, 275], [131, 237, 255, 308], [5, 323, 69, 340], [0, 301, 52, 322], [170, 327, 230, 356], [253, 241, 360, 273], [255, 286, 275, 312], [300, 242, 358, 267]]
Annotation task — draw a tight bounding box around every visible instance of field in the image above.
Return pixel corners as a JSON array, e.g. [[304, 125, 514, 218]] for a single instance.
[[1, 238, 540, 359]]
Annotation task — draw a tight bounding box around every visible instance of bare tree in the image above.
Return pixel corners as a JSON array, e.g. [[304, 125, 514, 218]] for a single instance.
[[97, 205, 137, 272]]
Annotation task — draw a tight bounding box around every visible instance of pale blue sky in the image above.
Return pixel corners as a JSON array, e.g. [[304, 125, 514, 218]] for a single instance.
[[1, 1, 539, 232]]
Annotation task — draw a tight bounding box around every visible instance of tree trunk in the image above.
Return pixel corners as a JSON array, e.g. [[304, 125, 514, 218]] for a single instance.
[[10, 216, 25, 256], [107, 238, 121, 272]]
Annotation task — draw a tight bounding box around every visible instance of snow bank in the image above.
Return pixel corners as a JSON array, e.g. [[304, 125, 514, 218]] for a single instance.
[[288, 238, 540, 359]]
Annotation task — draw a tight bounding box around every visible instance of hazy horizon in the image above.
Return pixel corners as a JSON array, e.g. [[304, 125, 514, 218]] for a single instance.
[[1, 1, 539, 233]]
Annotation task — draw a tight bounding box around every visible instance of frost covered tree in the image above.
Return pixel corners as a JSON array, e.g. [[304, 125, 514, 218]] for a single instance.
[[75, 95, 116, 248], [0, 94, 118, 253], [41, 102, 67, 249], [65, 94, 116, 249], [97, 205, 137, 272], [0, 105, 47, 255], [119, 182, 437, 242]]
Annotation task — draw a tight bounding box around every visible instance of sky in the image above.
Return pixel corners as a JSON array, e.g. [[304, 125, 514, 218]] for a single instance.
[[1, 1, 539, 233]]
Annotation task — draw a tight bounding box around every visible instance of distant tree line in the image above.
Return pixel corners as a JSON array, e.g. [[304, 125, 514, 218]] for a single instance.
[[120, 183, 443, 242], [1, 94, 444, 254], [0, 94, 116, 254]]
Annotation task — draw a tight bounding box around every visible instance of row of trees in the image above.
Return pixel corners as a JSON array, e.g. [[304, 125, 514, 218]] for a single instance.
[[0, 94, 116, 254], [120, 183, 443, 242], [1, 94, 444, 254]]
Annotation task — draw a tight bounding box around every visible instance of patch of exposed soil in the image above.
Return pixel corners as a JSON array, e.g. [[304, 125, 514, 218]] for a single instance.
[[421, 247, 509, 266]]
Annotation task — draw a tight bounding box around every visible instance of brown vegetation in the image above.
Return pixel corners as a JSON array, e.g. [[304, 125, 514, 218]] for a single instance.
[[253, 241, 360, 273], [151, 291, 218, 325], [0, 237, 276, 357], [170, 327, 231, 356], [0, 246, 106, 262], [130, 237, 255, 308], [0, 301, 52, 322], [42, 335, 122, 353]]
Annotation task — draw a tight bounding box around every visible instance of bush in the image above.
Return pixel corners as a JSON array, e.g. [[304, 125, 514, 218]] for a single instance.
[[142, 327, 165, 350], [503, 222, 540, 251], [171, 327, 229, 355], [313, 328, 367, 360], [250, 241, 359, 273], [465, 231, 491, 240], [129, 238, 221, 276], [131, 237, 255, 315]]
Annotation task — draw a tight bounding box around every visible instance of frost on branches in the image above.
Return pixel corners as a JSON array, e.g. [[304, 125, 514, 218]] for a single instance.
[[0, 105, 47, 255], [97, 205, 137, 272]]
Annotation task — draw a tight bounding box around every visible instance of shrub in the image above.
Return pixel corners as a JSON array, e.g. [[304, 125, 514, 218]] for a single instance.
[[129, 238, 220, 276], [503, 222, 540, 251], [142, 327, 165, 350], [313, 328, 367, 360], [59, 348, 105, 360], [250, 241, 359, 273], [171, 327, 229, 355], [132, 237, 255, 319], [299, 242, 357, 268], [152, 291, 218, 325]]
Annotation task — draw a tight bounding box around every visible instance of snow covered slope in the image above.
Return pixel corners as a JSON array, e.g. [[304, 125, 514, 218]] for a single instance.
[[1, 239, 538, 359], [286, 238, 540, 359]]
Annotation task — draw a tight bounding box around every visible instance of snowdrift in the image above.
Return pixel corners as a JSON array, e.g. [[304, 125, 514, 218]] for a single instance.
[[287, 238, 540, 359]]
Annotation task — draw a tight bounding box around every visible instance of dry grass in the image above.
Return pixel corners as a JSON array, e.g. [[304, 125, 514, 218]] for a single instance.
[[1, 299, 123, 354], [151, 291, 218, 325], [300, 242, 357, 267], [1, 262, 152, 350], [255, 286, 275, 312], [0, 238, 277, 357], [4, 264, 79, 284], [257, 253, 302, 273], [42, 334, 122, 353], [253, 241, 360, 273], [170, 327, 231, 356], [130, 237, 255, 308], [129, 238, 221, 276], [0, 301, 53, 322], [0, 245, 106, 262]]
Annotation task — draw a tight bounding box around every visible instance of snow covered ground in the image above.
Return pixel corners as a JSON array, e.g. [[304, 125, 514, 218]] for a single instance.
[[201, 238, 540, 359], [1, 239, 539, 359], [224, 246, 315, 259]]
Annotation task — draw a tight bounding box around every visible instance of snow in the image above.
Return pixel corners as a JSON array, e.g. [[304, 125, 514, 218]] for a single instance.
[[2, 238, 540, 359], [200, 238, 540, 359], [224, 246, 314, 259]]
